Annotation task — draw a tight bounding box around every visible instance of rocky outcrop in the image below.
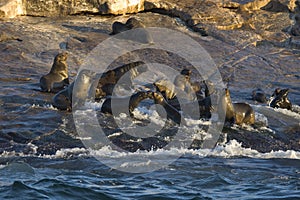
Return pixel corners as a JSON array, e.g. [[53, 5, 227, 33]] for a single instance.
[[0, 0, 23, 18], [0, 0, 145, 17]]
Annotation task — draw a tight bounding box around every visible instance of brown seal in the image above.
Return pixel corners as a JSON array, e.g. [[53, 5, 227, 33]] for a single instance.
[[223, 88, 255, 125], [154, 79, 176, 100], [233, 103, 255, 125], [101, 91, 153, 116], [40, 52, 69, 92], [95, 61, 147, 99], [52, 69, 95, 111]]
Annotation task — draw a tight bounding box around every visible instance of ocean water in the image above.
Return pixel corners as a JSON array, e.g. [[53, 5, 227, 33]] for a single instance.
[[0, 95, 299, 199], [0, 148, 299, 199]]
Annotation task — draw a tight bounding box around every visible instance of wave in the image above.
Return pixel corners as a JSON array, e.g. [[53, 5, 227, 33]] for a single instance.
[[0, 140, 299, 161]]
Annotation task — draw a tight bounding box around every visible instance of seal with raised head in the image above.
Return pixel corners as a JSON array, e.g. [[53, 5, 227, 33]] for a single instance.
[[269, 88, 292, 110], [40, 52, 69, 92], [252, 88, 267, 103], [223, 88, 255, 125], [101, 91, 153, 116], [52, 69, 95, 111]]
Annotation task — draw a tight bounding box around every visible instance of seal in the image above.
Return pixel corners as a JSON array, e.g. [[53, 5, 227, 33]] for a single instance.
[[232, 103, 255, 125], [152, 92, 186, 125], [95, 61, 147, 99], [252, 88, 267, 103], [40, 52, 69, 92], [52, 69, 95, 111], [111, 22, 130, 35], [223, 88, 255, 125], [269, 88, 292, 110], [154, 79, 176, 100], [101, 91, 153, 116], [174, 69, 194, 100], [52, 84, 73, 111], [110, 17, 145, 35]]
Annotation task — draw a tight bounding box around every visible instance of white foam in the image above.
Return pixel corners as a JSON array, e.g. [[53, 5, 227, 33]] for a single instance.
[[83, 140, 300, 162], [0, 165, 6, 169], [273, 106, 300, 120], [31, 104, 58, 110], [41, 147, 89, 159], [82, 100, 104, 110], [1, 140, 299, 161]]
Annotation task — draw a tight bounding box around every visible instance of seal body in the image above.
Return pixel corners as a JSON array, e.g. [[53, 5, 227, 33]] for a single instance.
[[152, 92, 186, 125], [174, 69, 194, 100], [52, 83, 73, 111], [223, 88, 236, 124], [269, 88, 292, 110], [252, 88, 267, 103], [154, 79, 176, 100], [95, 61, 147, 99], [233, 103, 255, 125], [40, 52, 69, 92], [111, 17, 145, 35], [52, 69, 95, 111], [101, 91, 153, 115], [223, 88, 255, 125]]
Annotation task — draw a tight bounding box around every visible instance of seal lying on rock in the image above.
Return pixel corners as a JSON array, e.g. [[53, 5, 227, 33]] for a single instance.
[[269, 88, 292, 110], [252, 88, 267, 103], [40, 52, 69, 92], [223, 88, 255, 125], [111, 17, 145, 35]]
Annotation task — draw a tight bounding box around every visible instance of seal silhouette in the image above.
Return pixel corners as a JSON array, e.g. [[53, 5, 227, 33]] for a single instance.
[[269, 88, 292, 110], [111, 17, 145, 35], [252, 88, 267, 103], [40, 52, 69, 92]]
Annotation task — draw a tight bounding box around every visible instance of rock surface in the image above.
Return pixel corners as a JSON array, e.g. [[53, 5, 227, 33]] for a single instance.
[[0, 0, 145, 17]]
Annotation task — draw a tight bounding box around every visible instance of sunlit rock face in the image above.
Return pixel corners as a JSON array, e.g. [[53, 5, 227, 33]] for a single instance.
[[0, 0, 145, 17], [0, 0, 23, 18]]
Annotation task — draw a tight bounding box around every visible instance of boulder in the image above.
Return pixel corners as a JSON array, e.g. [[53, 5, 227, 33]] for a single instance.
[[0, 0, 23, 18], [24, 0, 144, 16]]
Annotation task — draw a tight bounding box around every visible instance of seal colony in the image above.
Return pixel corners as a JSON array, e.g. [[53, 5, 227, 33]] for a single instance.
[[40, 50, 295, 128], [38, 19, 295, 136]]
